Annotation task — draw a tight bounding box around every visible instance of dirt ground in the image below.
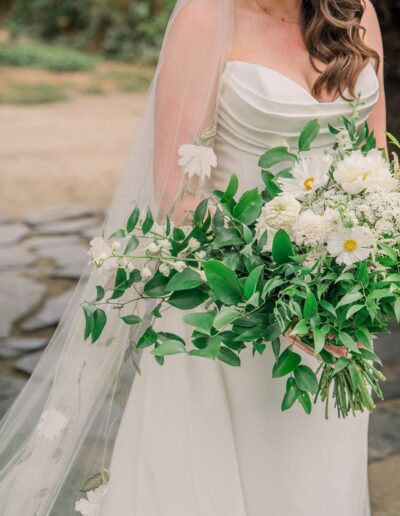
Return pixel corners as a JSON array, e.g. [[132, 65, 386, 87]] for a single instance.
[[0, 91, 147, 217]]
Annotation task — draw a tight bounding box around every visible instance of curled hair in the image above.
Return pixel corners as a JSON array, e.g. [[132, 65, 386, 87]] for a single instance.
[[300, 0, 380, 99]]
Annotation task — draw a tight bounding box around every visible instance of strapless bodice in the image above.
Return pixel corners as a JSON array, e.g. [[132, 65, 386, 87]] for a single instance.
[[211, 60, 379, 193]]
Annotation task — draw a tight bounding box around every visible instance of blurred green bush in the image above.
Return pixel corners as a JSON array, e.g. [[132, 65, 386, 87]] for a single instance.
[[6, 0, 176, 64]]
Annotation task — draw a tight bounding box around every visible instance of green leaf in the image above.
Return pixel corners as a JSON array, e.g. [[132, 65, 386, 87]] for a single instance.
[[168, 289, 207, 310], [183, 312, 214, 335], [271, 338, 280, 360], [217, 346, 241, 366], [82, 303, 94, 341], [272, 229, 293, 264], [290, 319, 308, 336], [166, 268, 204, 292], [108, 228, 127, 240], [193, 198, 208, 225], [143, 274, 169, 297], [319, 300, 336, 317], [244, 265, 263, 300], [336, 291, 363, 308], [121, 315, 142, 325], [303, 291, 317, 320], [395, 298, 400, 323], [298, 391, 312, 414], [281, 377, 298, 411], [258, 146, 297, 169], [332, 356, 352, 376], [124, 235, 139, 254], [126, 207, 140, 233], [220, 174, 239, 203], [346, 304, 365, 320], [313, 328, 325, 355], [213, 228, 243, 248], [214, 308, 241, 330], [338, 332, 358, 353], [204, 260, 243, 305], [386, 131, 400, 148], [151, 340, 186, 356], [298, 119, 320, 151], [189, 335, 221, 359], [95, 286, 105, 302], [261, 171, 282, 198], [294, 365, 318, 394], [272, 348, 301, 378], [136, 327, 157, 349], [232, 188, 263, 225], [142, 207, 154, 234], [92, 308, 107, 343]]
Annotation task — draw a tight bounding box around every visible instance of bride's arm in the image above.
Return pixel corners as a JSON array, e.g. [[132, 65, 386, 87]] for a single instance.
[[362, 0, 387, 151], [153, 0, 223, 223]]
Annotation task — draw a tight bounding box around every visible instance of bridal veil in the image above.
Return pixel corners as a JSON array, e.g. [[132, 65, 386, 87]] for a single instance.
[[0, 0, 234, 513]]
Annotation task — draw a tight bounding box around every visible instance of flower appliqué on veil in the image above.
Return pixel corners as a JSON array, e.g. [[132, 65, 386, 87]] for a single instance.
[[75, 485, 108, 516], [178, 143, 217, 179], [36, 408, 69, 441]]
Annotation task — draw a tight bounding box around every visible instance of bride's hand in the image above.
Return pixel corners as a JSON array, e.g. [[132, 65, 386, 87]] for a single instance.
[[284, 330, 362, 360]]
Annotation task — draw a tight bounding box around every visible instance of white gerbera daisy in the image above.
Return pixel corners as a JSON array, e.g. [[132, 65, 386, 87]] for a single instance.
[[75, 485, 107, 516], [178, 144, 217, 179], [327, 226, 375, 265], [36, 408, 68, 442], [277, 153, 332, 199]]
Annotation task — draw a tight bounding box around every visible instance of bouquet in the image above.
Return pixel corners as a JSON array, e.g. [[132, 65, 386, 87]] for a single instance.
[[82, 106, 400, 419]]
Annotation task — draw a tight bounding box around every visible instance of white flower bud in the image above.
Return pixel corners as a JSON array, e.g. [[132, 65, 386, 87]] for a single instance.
[[141, 266, 153, 281], [174, 261, 187, 272], [195, 250, 206, 260], [147, 242, 160, 254], [111, 241, 121, 251], [188, 238, 200, 250], [159, 263, 170, 277], [159, 239, 172, 250]]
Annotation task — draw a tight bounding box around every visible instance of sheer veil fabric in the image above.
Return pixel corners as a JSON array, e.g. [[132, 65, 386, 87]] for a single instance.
[[0, 0, 234, 513]]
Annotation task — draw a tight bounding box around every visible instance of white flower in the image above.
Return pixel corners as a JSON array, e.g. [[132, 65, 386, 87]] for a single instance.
[[188, 238, 200, 251], [36, 408, 68, 441], [174, 261, 187, 272], [159, 263, 170, 277], [277, 154, 331, 199], [127, 261, 136, 272], [292, 209, 332, 246], [256, 194, 301, 232], [75, 485, 107, 516], [88, 237, 119, 271], [147, 242, 160, 254], [111, 241, 121, 252], [158, 239, 172, 250], [327, 226, 375, 265], [141, 266, 153, 281], [336, 129, 353, 151], [334, 149, 396, 194], [178, 144, 217, 179], [195, 250, 206, 260]]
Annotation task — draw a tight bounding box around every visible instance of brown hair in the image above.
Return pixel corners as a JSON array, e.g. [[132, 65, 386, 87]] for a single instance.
[[300, 0, 380, 99]]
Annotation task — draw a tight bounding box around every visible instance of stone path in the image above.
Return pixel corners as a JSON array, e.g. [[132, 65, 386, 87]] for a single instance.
[[0, 205, 399, 514]]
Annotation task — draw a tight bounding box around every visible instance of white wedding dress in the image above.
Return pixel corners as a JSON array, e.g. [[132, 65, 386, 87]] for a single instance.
[[101, 60, 379, 516]]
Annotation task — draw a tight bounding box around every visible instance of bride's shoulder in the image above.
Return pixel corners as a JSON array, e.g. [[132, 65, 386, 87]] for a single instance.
[[361, 0, 382, 41], [173, 0, 221, 32]]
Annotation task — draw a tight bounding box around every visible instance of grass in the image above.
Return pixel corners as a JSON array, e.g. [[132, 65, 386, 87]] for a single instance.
[[0, 83, 67, 104], [98, 69, 153, 92], [0, 42, 98, 72]]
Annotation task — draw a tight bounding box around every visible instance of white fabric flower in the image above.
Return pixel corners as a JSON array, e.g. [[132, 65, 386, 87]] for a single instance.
[[159, 263, 170, 277], [141, 266, 153, 281], [36, 408, 68, 441], [174, 261, 187, 272], [292, 209, 332, 246], [277, 154, 331, 199], [256, 194, 301, 232], [327, 226, 375, 265], [178, 144, 217, 179], [334, 149, 396, 194], [75, 485, 107, 516]]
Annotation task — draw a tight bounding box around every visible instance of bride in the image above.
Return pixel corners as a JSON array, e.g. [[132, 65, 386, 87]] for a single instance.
[[0, 0, 386, 515]]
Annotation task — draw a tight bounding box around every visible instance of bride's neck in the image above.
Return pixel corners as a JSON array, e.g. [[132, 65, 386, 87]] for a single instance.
[[249, 0, 301, 19]]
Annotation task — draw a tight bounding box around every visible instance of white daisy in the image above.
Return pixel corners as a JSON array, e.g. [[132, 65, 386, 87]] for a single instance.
[[277, 154, 332, 199], [36, 408, 68, 442], [75, 485, 107, 516], [327, 226, 375, 266], [178, 144, 217, 179]]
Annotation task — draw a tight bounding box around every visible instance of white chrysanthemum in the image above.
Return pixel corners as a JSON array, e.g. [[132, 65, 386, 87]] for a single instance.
[[178, 144, 217, 179], [277, 154, 332, 199], [333, 149, 396, 194], [36, 408, 68, 441], [292, 209, 332, 245], [75, 485, 107, 516], [141, 266, 153, 281], [174, 261, 187, 272], [256, 194, 301, 232], [159, 263, 170, 277], [327, 226, 375, 265]]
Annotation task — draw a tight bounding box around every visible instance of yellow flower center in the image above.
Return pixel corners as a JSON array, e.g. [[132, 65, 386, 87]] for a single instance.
[[343, 239, 357, 252], [303, 177, 315, 191]]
